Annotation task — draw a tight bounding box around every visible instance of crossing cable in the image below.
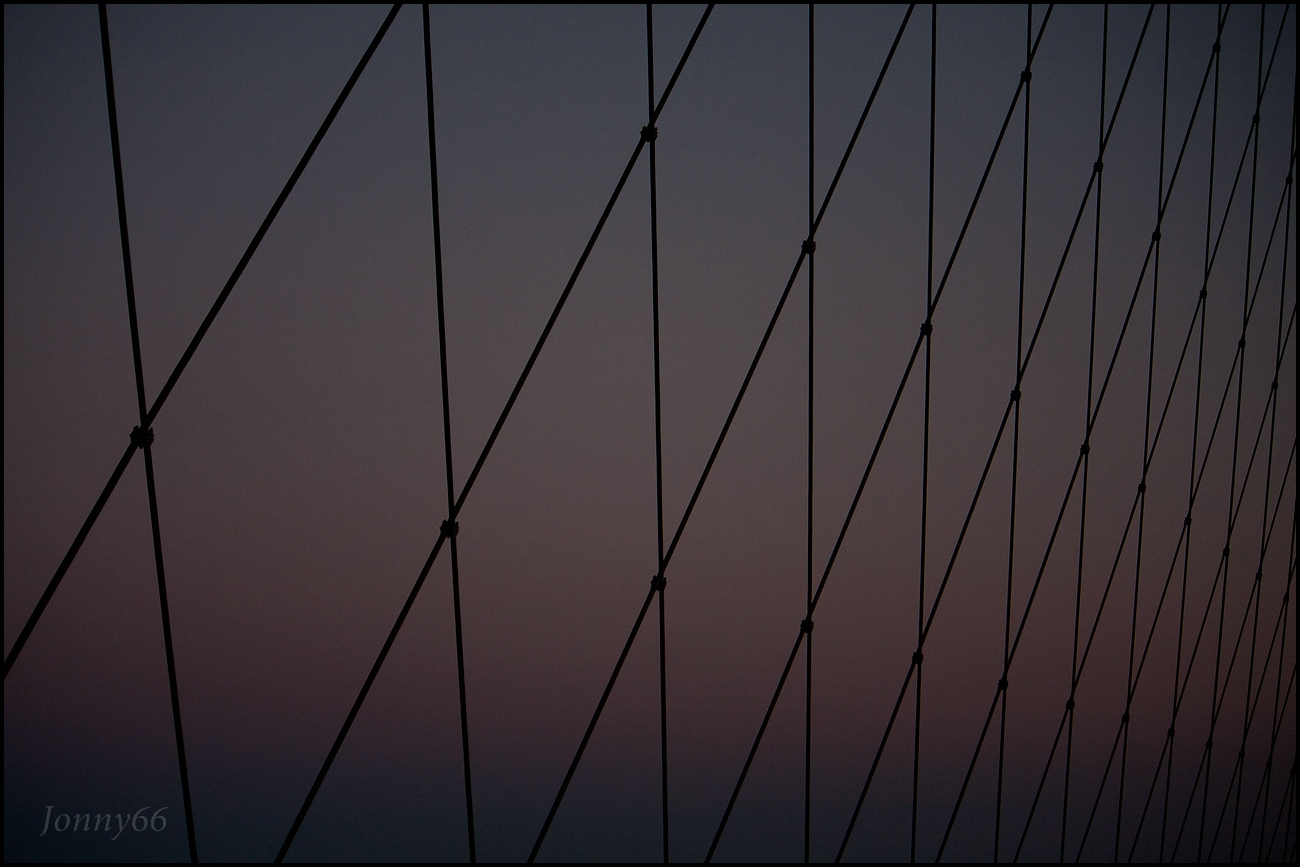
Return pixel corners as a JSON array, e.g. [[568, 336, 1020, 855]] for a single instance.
[[1118, 441, 1289, 863], [421, 5, 476, 861], [998, 6, 1033, 863], [528, 11, 920, 862], [1115, 2, 1165, 860], [2, 3, 404, 679], [1229, 9, 1270, 855], [804, 5, 815, 863], [1264, 761, 1297, 859], [1009, 166, 1297, 862], [994, 13, 1297, 857], [1164, 453, 1298, 861], [1247, 164, 1296, 861], [1064, 9, 1107, 861], [697, 7, 1052, 860], [1207, 552, 1297, 857], [834, 8, 1181, 861], [1006, 38, 1296, 867], [938, 10, 1289, 859], [277, 8, 717, 863], [1095, 298, 1298, 861], [911, 5, 937, 863], [1246, 515, 1297, 861], [97, 6, 197, 861], [643, 4, 669, 861]]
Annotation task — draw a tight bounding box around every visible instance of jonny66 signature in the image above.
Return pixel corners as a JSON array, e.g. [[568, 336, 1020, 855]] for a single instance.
[[40, 806, 168, 840]]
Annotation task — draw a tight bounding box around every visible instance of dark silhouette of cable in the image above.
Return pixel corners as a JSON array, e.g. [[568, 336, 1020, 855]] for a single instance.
[[996, 6, 1032, 863], [279, 9, 715, 863], [1116, 4, 1167, 860], [2, 3, 403, 680], [911, 5, 937, 863], [1264, 761, 1298, 859], [422, 6, 476, 861], [97, 6, 197, 861], [1064, 8, 1107, 860], [804, 5, 815, 863], [1229, 10, 1269, 856], [644, 4, 669, 861]]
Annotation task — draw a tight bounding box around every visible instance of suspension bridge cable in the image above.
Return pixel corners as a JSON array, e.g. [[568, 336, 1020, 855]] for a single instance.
[[2, 3, 403, 680], [1065, 9, 1107, 860], [1117, 3, 1167, 859], [912, 5, 937, 862], [836, 9, 1176, 860], [1230, 9, 1270, 855], [279, 9, 716, 862], [1010, 138, 1297, 862], [644, 4, 669, 861], [998, 6, 1033, 863], [422, 5, 476, 861], [97, 6, 197, 861], [805, 5, 815, 863], [1264, 760, 1297, 859]]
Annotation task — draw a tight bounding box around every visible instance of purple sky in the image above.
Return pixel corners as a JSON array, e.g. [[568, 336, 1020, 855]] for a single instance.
[[5, 4, 1296, 862]]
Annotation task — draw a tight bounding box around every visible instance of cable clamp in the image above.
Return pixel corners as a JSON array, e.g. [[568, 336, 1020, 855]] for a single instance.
[[1010, 388, 1022, 403], [802, 238, 817, 256], [1020, 68, 1032, 83], [1199, 288, 1208, 301], [1206, 738, 1214, 749], [1093, 160, 1104, 174], [640, 125, 658, 143], [1080, 441, 1090, 456], [1137, 482, 1147, 494], [1254, 571, 1262, 582], [1151, 229, 1161, 242], [912, 650, 924, 665], [920, 321, 933, 337], [1287, 175, 1294, 185], [800, 618, 815, 635], [1222, 546, 1230, 557], [130, 425, 154, 449], [998, 676, 1009, 692], [1271, 379, 1278, 391], [1265, 758, 1273, 769], [1065, 699, 1075, 711], [1167, 727, 1176, 738], [1183, 515, 1192, 527], [440, 519, 459, 539], [1237, 337, 1245, 349], [1283, 592, 1290, 604], [651, 574, 666, 591], [1238, 749, 1245, 760], [1122, 712, 1131, 724], [1212, 41, 1221, 54], [1252, 113, 1260, 125]]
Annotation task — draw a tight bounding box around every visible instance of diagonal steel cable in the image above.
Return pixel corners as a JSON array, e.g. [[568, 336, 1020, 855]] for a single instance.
[[275, 7, 717, 862], [3, 3, 404, 678]]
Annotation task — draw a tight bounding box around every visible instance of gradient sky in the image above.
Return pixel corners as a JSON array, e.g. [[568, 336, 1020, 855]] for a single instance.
[[5, 4, 1296, 862]]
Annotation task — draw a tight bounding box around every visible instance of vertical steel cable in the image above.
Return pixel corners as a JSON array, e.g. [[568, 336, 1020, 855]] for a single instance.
[[422, 6, 477, 861], [1064, 8, 1107, 860], [644, 4, 669, 861], [98, 6, 197, 861], [1202, 6, 1229, 855], [1254, 116, 1296, 863], [999, 5, 1032, 862], [805, 6, 815, 864], [1125, 3, 1168, 860], [1232, 7, 1267, 855], [912, 5, 937, 862], [1171, 7, 1221, 861]]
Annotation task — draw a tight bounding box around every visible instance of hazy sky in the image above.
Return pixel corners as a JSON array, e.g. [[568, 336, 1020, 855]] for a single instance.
[[5, 4, 1296, 862]]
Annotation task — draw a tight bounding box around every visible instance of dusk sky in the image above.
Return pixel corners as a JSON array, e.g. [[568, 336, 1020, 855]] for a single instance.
[[4, 4, 1296, 862]]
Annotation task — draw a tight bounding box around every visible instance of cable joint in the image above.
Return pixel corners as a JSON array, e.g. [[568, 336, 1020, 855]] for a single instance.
[[1183, 515, 1192, 527], [1222, 546, 1230, 557], [1151, 229, 1161, 242], [1137, 482, 1147, 494], [1065, 699, 1075, 711], [1199, 288, 1208, 301], [440, 519, 459, 539], [912, 650, 924, 665], [802, 238, 817, 256], [920, 321, 933, 337], [1254, 571, 1262, 582], [1167, 727, 1176, 738], [1020, 68, 1032, 84], [1122, 712, 1131, 724], [640, 125, 658, 143], [998, 676, 1009, 692], [1238, 337, 1246, 349], [130, 425, 154, 449], [800, 618, 815, 635], [1093, 160, 1104, 174], [1010, 388, 1022, 403], [651, 574, 666, 592], [1080, 441, 1090, 456]]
